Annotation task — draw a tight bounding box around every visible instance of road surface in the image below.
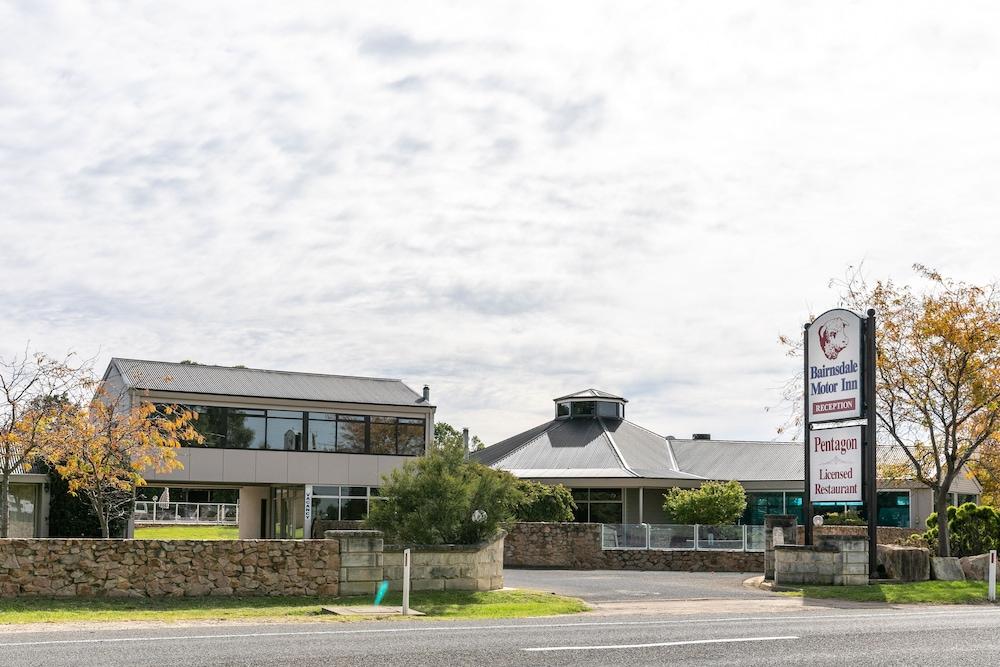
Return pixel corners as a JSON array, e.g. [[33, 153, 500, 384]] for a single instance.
[[1, 605, 998, 666]]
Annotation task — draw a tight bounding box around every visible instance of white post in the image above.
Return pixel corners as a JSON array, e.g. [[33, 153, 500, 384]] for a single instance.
[[402, 548, 412, 615], [989, 550, 997, 603]]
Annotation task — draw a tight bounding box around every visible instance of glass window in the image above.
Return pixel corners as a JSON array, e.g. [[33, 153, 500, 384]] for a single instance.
[[268, 410, 304, 419], [572, 504, 589, 522], [227, 410, 266, 449], [588, 503, 623, 523], [342, 486, 367, 497], [590, 489, 622, 502], [313, 486, 340, 496], [878, 491, 910, 527], [398, 420, 425, 456], [571, 401, 596, 417], [957, 493, 978, 506], [742, 492, 785, 525], [571, 488, 589, 502], [267, 418, 303, 451], [308, 418, 337, 452], [6, 484, 36, 538], [337, 418, 366, 453], [557, 402, 570, 417], [341, 498, 367, 520], [596, 402, 621, 418], [370, 417, 397, 455], [186, 405, 228, 447], [311, 497, 339, 521], [785, 493, 805, 524]]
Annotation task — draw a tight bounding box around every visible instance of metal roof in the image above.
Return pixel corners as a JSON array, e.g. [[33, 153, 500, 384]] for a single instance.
[[553, 388, 627, 402], [106, 358, 430, 407], [490, 418, 627, 473], [668, 438, 803, 482]]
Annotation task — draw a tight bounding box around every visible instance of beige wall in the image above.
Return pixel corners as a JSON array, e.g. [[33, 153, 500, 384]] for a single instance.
[[238, 486, 270, 539]]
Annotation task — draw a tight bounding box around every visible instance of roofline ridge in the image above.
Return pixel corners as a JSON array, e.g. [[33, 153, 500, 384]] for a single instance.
[[491, 420, 567, 468], [598, 416, 639, 478], [110, 357, 409, 386]]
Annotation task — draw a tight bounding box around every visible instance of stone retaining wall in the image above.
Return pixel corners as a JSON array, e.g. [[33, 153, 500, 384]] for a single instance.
[[774, 536, 869, 586], [0, 539, 340, 598], [795, 525, 921, 544], [504, 522, 762, 572]]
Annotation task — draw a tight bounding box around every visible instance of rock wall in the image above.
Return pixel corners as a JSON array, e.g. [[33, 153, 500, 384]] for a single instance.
[[774, 536, 869, 586], [504, 522, 763, 572], [0, 539, 340, 598], [795, 525, 921, 544]]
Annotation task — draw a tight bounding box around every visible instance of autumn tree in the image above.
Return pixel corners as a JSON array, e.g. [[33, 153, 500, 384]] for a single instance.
[[434, 422, 485, 452], [0, 347, 87, 538], [51, 382, 201, 538], [783, 266, 1000, 557]]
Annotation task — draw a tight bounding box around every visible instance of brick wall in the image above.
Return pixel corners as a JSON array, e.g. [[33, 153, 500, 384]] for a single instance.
[[0, 539, 340, 598], [504, 523, 763, 572]]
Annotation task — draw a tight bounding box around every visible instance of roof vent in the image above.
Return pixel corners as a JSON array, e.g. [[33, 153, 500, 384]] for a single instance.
[[666, 435, 676, 440], [422, 385, 430, 402], [692, 433, 711, 440]]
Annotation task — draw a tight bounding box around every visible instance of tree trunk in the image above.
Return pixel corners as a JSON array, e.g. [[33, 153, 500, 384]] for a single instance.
[[935, 488, 950, 557], [0, 473, 9, 538]]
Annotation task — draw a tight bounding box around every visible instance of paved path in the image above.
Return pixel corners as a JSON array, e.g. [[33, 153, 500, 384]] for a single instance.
[[504, 568, 767, 603], [2, 605, 999, 665]]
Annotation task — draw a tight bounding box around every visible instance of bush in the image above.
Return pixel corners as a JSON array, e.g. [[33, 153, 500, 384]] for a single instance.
[[823, 510, 865, 526], [365, 441, 523, 545], [924, 503, 1000, 557], [662, 481, 747, 525], [45, 464, 126, 538], [514, 481, 575, 522]]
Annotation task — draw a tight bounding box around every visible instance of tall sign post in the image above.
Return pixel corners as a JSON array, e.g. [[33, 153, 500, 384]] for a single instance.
[[803, 308, 877, 579]]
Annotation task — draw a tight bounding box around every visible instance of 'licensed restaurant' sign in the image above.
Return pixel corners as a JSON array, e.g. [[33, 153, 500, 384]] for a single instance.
[[809, 424, 863, 502], [807, 309, 863, 423]]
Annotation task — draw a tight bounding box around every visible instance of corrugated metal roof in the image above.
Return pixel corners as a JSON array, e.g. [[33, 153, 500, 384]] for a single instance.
[[553, 388, 627, 402], [493, 418, 628, 472], [669, 438, 804, 481], [107, 358, 429, 407]]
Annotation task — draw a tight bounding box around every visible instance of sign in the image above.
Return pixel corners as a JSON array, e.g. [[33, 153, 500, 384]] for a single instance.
[[807, 309, 863, 423], [809, 424, 863, 502]]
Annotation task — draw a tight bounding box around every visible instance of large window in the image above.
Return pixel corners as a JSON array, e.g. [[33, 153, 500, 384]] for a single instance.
[[5, 483, 37, 538], [570, 488, 623, 523], [877, 491, 911, 528], [310, 486, 381, 522], [172, 404, 426, 456], [743, 492, 785, 525]]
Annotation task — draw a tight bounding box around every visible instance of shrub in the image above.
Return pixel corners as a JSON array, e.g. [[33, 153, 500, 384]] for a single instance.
[[514, 481, 576, 522], [662, 481, 747, 525], [924, 503, 1000, 557], [823, 510, 865, 526], [365, 441, 523, 545]]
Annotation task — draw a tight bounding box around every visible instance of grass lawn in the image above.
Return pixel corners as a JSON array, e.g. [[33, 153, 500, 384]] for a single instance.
[[0, 590, 588, 625], [133, 525, 239, 540], [782, 580, 992, 604]]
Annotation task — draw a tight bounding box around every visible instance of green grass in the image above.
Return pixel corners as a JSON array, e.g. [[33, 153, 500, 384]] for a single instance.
[[782, 580, 992, 604], [0, 590, 587, 625], [133, 525, 239, 540]]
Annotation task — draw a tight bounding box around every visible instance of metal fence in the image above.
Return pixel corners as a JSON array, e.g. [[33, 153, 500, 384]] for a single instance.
[[133, 501, 239, 525], [601, 523, 766, 552]]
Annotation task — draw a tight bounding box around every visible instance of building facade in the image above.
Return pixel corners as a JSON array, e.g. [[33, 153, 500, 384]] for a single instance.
[[103, 358, 435, 538], [473, 389, 981, 529]]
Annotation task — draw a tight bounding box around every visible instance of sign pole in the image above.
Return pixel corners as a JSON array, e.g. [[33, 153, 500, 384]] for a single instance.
[[865, 309, 878, 580], [803, 322, 813, 546]]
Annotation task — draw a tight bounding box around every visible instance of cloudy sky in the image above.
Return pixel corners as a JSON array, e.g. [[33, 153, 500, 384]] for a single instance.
[[3, 1, 1000, 445]]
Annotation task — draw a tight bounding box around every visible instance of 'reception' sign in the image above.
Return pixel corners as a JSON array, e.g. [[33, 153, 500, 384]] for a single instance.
[[810, 424, 863, 502], [807, 309, 863, 423]]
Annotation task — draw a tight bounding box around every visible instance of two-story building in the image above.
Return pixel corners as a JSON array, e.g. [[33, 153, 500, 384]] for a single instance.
[[103, 358, 435, 538]]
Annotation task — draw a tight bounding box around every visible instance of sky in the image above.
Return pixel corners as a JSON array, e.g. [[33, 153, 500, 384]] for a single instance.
[[3, 1, 1000, 445]]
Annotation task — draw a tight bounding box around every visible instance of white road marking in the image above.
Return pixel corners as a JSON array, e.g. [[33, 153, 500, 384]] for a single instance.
[[524, 635, 799, 652], [0, 608, 996, 648]]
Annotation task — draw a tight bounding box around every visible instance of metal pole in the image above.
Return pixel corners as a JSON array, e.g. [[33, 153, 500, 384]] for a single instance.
[[402, 548, 411, 615], [803, 322, 813, 546], [989, 550, 997, 603], [866, 309, 878, 580]]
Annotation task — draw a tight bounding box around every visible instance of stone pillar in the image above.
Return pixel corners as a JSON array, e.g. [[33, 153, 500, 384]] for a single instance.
[[325, 530, 384, 596], [764, 515, 797, 580], [824, 536, 869, 585]]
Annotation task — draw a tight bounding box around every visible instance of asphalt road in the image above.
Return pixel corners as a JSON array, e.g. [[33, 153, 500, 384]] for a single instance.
[[504, 568, 764, 602], [2, 605, 999, 666]]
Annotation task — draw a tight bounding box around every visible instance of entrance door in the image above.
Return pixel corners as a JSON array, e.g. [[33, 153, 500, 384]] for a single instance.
[[270, 487, 305, 538]]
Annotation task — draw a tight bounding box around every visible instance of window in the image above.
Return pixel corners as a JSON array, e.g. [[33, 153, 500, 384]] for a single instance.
[[571, 402, 596, 417], [337, 415, 367, 453], [310, 486, 381, 522], [370, 416, 397, 455], [596, 402, 622, 418], [266, 410, 304, 451], [877, 491, 910, 527], [785, 493, 804, 524], [743, 492, 785, 525], [556, 402, 570, 418], [398, 418, 425, 455], [228, 409, 266, 449], [6, 484, 37, 538], [307, 413, 337, 452], [569, 488, 623, 523], [186, 405, 228, 447], [957, 493, 978, 506]]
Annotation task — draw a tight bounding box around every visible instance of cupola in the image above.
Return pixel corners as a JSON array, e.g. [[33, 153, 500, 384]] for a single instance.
[[553, 388, 627, 420]]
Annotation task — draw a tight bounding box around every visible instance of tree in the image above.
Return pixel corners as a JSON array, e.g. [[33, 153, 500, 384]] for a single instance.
[[433, 421, 485, 452], [662, 481, 747, 525], [782, 266, 1000, 556], [514, 480, 576, 522], [50, 382, 201, 538], [924, 503, 1000, 557], [366, 439, 523, 544], [0, 347, 87, 538]]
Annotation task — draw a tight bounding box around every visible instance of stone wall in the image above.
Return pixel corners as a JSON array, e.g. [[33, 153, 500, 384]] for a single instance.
[[504, 522, 763, 572], [774, 536, 869, 586], [795, 525, 921, 544], [0, 539, 340, 598], [324, 530, 506, 595]]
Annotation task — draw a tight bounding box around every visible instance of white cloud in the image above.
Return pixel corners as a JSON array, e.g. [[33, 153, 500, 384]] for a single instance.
[[3, 1, 1000, 445]]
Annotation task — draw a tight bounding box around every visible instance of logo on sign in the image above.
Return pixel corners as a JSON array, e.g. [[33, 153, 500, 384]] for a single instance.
[[818, 318, 850, 360]]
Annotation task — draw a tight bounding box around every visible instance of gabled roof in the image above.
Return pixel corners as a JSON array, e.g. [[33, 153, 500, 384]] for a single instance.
[[104, 358, 430, 407], [472, 417, 702, 480], [553, 388, 627, 402]]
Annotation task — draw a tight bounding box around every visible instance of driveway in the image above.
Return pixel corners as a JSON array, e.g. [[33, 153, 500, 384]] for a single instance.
[[504, 568, 767, 604]]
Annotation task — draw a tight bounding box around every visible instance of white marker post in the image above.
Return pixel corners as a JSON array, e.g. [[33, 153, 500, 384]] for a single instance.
[[989, 550, 997, 603], [402, 548, 411, 615]]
